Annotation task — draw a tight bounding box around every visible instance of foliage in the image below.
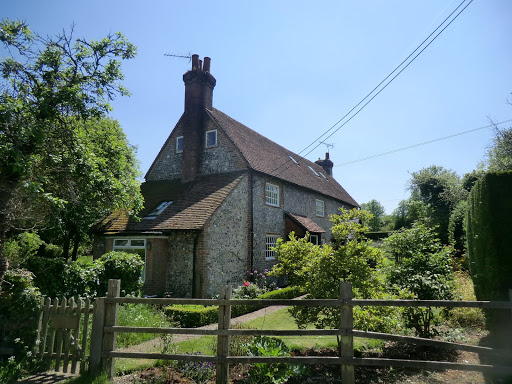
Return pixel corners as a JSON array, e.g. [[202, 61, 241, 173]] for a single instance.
[[408, 165, 466, 243], [360, 199, 386, 231], [174, 352, 215, 384], [117, 303, 172, 348], [448, 272, 485, 328], [448, 199, 468, 264], [0, 269, 43, 382], [96, 251, 144, 297], [0, 18, 136, 288], [232, 281, 266, 299], [271, 209, 404, 340], [2, 232, 43, 268], [37, 118, 143, 260], [23, 251, 142, 298], [484, 125, 512, 171], [385, 223, 456, 337], [466, 171, 512, 346], [391, 194, 430, 230], [245, 336, 307, 384]]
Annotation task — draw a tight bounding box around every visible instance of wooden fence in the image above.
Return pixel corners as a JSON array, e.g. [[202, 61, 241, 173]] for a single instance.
[[89, 279, 512, 384], [35, 297, 93, 374]]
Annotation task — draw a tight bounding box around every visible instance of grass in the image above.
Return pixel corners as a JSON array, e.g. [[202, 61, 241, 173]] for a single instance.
[[448, 271, 486, 328]]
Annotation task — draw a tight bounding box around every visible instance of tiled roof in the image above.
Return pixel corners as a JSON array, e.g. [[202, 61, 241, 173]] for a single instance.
[[207, 108, 358, 207], [286, 212, 326, 233], [93, 173, 244, 235]]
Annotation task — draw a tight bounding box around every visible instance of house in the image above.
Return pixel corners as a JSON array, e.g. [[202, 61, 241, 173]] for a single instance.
[[93, 55, 358, 297]]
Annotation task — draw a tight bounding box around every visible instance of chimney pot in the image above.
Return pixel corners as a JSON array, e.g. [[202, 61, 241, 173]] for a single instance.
[[192, 54, 199, 70], [203, 57, 211, 72]]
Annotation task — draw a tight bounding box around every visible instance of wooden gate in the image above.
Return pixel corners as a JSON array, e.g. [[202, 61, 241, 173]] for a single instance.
[[35, 297, 93, 374]]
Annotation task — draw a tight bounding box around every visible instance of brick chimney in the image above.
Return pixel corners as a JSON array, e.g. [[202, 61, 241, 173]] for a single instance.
[[315, 153, 333, 176], [181, 54, 216, 182]]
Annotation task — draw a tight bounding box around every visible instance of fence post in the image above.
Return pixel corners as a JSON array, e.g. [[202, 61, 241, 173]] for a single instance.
[[340, 282, 354, 384], [89, 297, 105, 377], [102, 279, 121, 379], [216, 285, 232, 384]]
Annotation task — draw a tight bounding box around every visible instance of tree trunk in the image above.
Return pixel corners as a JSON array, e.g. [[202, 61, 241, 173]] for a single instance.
[[62, 231, 71, 261], [71, 231, 80, 261]]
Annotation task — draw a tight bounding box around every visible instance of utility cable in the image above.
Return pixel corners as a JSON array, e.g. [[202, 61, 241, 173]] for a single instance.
[[335, 118, 512, 167], [269, 0, 474, 177]]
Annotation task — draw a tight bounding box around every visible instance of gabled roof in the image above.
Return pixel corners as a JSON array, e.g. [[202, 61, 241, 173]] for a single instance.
[[286, 212, 326, 233], [94, 173, 244, 235], [207, 108, 358, 207]]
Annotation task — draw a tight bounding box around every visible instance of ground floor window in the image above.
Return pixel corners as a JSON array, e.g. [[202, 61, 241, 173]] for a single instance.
[[310, 234, 320, 245], [113, 238, 147, 282], [265, 234, 280, 260]]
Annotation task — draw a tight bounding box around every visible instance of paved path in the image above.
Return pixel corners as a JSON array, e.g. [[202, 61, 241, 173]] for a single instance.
[[17, 372, 75, 383]]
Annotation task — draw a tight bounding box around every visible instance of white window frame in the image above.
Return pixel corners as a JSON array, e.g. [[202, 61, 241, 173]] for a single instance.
[[310, 234, 320, 245], [113, 238, 147, 282], [265, 183, 280, 207], [143, 201, 173, 220], [176, 136, 183, 153], [265, 234, 279, 260], [205, 129, 217, 148], [315, 199, 325, 217]]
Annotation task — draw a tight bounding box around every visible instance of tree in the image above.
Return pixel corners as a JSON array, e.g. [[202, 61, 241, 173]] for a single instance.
[[0, 19, 137, 287], [36, 117, 143, 260], [485, 125, 512, 172], [270, 209, 403, 350], [385, 223, 455, 337], [391, 192, 429, 230], [360, 199, 385, 231], [408, 165, 466, 243]]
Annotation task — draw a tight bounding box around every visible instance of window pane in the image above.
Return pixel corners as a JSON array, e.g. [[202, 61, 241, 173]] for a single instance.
[[176, 136, 183, 152], [206, 130, 217, 147], [131, 240, 145, 247], [265, 183, 279, 207], [114, 239, 128, 247]]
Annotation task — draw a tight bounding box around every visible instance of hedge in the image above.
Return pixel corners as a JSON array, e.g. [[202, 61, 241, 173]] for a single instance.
[[466, 171, 512, 347], [164, 286, 304, 328]]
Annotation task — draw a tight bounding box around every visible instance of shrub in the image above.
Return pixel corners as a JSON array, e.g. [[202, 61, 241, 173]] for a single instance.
[[175, 352, 215, 384], [0, 269, 43, 382], [2, 232, 44, 269], [385, 223, 456, 337], [245, 336, 307, 384], [164, 305, 218, 329], [96, 251, 144, 296], [22, 256, 67, 298]]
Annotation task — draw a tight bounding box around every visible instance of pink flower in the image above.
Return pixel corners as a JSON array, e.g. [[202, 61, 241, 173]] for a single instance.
[[244, 282, 250, 287]]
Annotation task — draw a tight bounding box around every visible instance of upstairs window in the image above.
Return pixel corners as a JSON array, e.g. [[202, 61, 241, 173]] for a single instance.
[[144, 201, 173, 219], [316, 199, 325, 217], [206, 129, 217, 148], [265, 234, 279, 260], [176, 136, 183, 153], [265, 183, 280, 207]]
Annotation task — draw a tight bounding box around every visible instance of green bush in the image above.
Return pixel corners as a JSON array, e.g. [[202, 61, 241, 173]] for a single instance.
[[466, 171, 512, 345], [164, 305, 218, 328], [96, 251, 144, 297], [23, 256, 67, 298], [165, 286, 304, 328], [0, 269, 43, 383], [245, 336, 307, 384]]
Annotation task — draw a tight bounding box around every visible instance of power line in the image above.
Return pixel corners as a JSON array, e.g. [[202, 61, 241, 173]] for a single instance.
[[335, 119, 512, 167], [269, 0, 474, 177]]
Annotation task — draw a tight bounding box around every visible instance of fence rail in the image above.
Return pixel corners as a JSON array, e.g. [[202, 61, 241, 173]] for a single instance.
[[90, 280, 512, 384]]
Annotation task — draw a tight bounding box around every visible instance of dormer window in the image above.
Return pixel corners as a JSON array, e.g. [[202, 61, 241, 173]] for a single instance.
[[206, 130, 217, 148], [143, 201, 173, 219], [176, 136, 183, 153]]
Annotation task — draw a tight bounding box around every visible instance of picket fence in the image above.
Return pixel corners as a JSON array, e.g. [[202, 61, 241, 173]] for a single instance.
[[86, 279, 512, 384]]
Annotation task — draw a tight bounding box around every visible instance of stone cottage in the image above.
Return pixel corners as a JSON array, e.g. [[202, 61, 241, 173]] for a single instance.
[[93, 55, 358, 297]]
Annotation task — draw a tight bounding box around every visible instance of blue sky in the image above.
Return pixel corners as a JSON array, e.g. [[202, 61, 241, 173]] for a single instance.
[[2, 0, 511, 213]]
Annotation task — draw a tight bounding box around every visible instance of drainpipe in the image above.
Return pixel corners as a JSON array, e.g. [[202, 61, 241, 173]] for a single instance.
[[192, 230, 201, 298]]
